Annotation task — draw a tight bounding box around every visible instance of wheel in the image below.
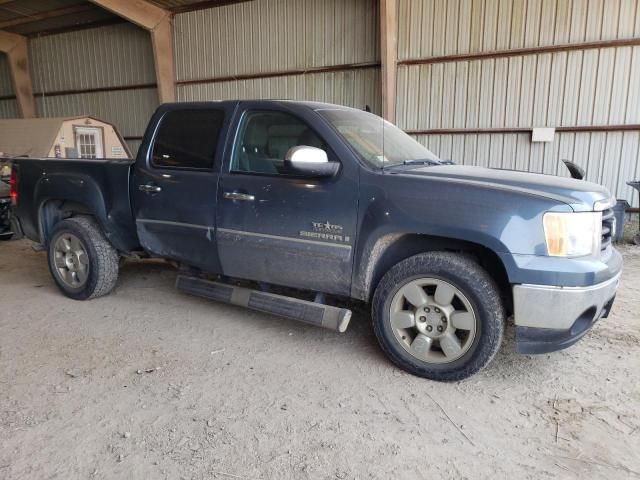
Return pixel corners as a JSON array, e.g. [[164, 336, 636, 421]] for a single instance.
[[0, 231, 12, 241], [634, 233, 640, 246], [372, 252, 505, 381], [47, 217, 119, 300]]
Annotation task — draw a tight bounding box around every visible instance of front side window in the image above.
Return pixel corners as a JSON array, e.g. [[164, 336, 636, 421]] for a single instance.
[[232, 111, 327, 175], [152, 109, 225, 169], [318, 108, 440, 169]]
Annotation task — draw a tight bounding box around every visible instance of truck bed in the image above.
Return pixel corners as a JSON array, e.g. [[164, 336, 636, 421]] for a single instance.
[[11, 157, 139, 251]]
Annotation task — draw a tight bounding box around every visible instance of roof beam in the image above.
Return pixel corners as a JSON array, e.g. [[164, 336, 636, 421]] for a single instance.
[[380, 0, 397, 123], [0, 5, 96, 29], [89, 0, 176, 103], [0, 30, 36, 118], [88, 0, 168, 31]]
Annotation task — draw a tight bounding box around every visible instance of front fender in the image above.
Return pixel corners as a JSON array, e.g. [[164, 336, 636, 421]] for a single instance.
[[352, 170, 571, 300]]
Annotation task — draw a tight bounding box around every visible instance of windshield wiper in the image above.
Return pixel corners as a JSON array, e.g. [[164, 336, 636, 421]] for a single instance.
[[384, 159, 441, 169], [403, 159, 440, 166]]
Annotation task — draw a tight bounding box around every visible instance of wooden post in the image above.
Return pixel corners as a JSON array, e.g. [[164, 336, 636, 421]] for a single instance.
[[0, 30, 36, 118], [380, 0, 397, 123], [89, 0, 176, 103], [150, 16, 176, 104]]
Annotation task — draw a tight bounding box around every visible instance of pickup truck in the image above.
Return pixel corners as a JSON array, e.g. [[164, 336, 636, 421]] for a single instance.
[[9, 101, 622, 381]]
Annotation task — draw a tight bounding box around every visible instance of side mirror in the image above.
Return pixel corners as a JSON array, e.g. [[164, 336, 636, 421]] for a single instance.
[[284, 146, 339, 177]]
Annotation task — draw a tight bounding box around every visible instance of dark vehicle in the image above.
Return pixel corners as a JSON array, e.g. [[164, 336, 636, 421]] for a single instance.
[[10, 101, 622, 381], [0, 173, 15, 240]]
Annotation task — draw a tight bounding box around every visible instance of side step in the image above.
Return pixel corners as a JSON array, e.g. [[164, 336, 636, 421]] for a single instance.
[[175, 275, 352, 333]]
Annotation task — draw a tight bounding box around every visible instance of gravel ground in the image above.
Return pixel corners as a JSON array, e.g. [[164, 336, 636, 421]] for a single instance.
[[1, 239, 639, 480]]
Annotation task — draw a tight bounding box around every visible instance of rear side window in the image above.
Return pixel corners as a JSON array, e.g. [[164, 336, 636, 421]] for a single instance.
[[152, 109, 225, 169]]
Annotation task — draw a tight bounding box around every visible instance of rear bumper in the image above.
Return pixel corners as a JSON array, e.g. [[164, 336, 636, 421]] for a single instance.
[[513, 272, 620, 354]]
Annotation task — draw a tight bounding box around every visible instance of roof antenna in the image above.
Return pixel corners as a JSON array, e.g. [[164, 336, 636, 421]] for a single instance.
[[562, 160, 585, 180]]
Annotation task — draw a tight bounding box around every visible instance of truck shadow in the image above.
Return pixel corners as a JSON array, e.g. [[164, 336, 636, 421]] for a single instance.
[[116, 259, 553, 383]]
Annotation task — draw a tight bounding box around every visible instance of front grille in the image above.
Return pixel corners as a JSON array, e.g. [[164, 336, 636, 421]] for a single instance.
[[601, 208, 614, 251]]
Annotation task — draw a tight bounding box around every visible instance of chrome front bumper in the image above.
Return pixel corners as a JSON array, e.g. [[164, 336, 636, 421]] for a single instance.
[[513, 273, 621, 330]]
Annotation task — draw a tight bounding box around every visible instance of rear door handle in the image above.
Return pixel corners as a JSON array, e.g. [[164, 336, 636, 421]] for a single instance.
[[223, 192, 255, 201], [139, 184, 162, 193]]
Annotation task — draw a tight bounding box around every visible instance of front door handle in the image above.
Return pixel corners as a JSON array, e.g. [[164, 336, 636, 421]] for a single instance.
[[139, 184, 162, 193], [223, 191, 255, 202]]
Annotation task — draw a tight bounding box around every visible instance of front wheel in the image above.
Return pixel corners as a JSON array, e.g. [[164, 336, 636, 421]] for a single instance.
[[372, 252, 505, 381], [47, 217, 119, 300]]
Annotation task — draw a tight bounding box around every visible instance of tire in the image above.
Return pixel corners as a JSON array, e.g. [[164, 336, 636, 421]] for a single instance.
[[47, 217, 119, 300], [0, 232, 12, 241], [372, 252, 505, 381]]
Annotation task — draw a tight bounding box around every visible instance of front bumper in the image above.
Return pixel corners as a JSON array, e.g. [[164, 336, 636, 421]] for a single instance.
[[513, 272, 620, 354]]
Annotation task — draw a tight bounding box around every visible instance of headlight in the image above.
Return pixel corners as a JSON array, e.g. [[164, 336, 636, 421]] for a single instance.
[[543, 212, 602, 257]]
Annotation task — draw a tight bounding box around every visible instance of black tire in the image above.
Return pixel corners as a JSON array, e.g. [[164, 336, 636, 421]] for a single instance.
[[47, 217, 119, 300], [0, 232, 12, 241], [372, 252, 505, 381]]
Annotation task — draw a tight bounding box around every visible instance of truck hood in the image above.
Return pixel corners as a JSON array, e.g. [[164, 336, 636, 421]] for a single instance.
[[394, 164, 612, 212]]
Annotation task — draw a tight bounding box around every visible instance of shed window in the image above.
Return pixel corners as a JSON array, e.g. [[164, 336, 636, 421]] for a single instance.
[[75, 126, 104, 159], [152, 109, 225, 169], [78, 133, 97, 159]]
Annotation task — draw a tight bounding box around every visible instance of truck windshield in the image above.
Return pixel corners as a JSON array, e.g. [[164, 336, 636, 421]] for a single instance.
[[318, 108, 440, 169]]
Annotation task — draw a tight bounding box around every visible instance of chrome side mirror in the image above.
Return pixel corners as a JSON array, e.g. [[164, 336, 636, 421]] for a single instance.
[[284, 146, 339, 177]]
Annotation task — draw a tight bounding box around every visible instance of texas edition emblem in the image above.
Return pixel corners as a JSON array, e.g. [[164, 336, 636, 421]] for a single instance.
[[312, 221, 343, 233], [300, 221, 350, 243]]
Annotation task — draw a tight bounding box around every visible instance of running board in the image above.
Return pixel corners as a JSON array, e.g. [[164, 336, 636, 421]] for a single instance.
[[175, 275, 352, 333]]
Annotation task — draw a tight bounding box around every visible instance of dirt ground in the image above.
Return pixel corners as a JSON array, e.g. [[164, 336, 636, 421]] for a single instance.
[[1, 238, 639, 480]]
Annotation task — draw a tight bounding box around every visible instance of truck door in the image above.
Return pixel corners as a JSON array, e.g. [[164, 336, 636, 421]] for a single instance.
[[216, 104, 359, 296], [133, 105, 233, 273]]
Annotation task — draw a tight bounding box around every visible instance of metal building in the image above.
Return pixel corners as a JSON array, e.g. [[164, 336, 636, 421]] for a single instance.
[[0, 0, 638, 203]]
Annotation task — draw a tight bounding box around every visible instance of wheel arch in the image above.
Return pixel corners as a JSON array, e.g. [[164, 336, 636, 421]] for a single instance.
[[38, 199, 105, 246], [356, 233, 512, 313]]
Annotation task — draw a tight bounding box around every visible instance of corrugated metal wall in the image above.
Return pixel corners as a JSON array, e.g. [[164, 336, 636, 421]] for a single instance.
[[1, 0, 638, 205], [28, 23, 159, 155], [0, 54, 13, 97], [0, 99, 18, 119], [0, 54, 18, 120], [177, 68, 381, 111], [396, 0, 640, 204], [174, 0, 381, 113], [398, 0, 639, 58]]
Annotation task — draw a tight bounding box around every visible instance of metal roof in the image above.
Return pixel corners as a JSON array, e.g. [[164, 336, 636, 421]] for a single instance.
[[0, 0, 248, 36]]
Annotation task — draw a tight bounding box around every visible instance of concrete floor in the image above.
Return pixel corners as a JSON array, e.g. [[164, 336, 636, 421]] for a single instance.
[[1, 239, 639, 480]]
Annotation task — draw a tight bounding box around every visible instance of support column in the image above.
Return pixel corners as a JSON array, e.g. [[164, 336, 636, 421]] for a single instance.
[[150, 16, 176, 104], [380, 0, 398, 123], [0, 30, 36, 118]]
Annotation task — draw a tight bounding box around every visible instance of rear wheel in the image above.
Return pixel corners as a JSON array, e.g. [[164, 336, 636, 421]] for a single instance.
[[372, 252, 504, 381], [47, 217, 119, 300]]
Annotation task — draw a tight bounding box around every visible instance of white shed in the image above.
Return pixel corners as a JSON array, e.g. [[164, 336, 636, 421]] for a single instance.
[[0, 116, 131, 159]]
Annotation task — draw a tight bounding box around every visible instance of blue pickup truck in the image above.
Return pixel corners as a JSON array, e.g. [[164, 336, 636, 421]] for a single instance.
[[9, 101, 622, 381]]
